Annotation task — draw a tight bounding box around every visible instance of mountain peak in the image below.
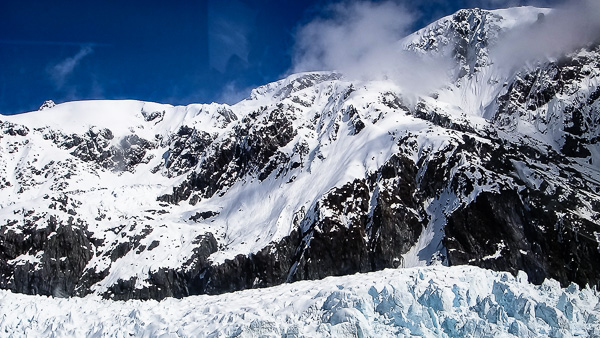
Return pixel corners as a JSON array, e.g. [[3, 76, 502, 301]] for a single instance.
[[38, 100, 56, 111], [249, 71, 342, 102], [403, 6, 551, 77]]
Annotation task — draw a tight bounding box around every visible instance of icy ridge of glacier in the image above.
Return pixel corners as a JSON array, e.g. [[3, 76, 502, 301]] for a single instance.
[[1, 266, 599, 337]]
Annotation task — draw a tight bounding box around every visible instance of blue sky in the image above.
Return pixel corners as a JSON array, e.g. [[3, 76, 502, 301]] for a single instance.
[[0, 0, 559, 115]]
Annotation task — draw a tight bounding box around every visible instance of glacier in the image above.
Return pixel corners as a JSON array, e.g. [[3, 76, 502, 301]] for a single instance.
[[1, 265, 599, 337]]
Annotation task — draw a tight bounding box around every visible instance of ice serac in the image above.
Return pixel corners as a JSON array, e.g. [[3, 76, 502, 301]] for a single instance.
[[1, 266, 599, 337], [0, 6, 599, 301]]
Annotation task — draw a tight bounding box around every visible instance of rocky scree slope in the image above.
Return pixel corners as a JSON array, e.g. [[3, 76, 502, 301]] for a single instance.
[[0, 6, 599, 300]]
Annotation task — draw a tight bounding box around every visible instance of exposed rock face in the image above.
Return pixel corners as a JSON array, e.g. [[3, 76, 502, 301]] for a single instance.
[[0, 7, 599, 301], [445, 190, 600, 287], [158, 106, 297, 204], [0, 216, 93, 297], [104, 159, 425, 300], [38, 100, 56, 111], [494, 46, 600, 159], [105, 233, 218, 300]]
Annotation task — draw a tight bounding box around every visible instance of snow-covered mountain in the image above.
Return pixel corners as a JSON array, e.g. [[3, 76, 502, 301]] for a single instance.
[[1, 6, 599, 302]]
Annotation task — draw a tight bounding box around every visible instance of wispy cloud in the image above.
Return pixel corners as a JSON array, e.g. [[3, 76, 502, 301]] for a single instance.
[[291, 1, 452, 97], [467, 0, 523, 8], [218, 81, 253, 104], [48, 45, 94, 89], [208, 0, 255, 73], [469, 0, 561, 9], [491, 0, 600, 71], [292, 1, 413, 75]]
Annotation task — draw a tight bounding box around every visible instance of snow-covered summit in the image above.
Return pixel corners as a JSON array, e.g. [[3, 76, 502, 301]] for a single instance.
[[249, 71, 342, 102], [6, 99, 239, 139], [403, 6, 551, 76], [38, 100, 56, 111]]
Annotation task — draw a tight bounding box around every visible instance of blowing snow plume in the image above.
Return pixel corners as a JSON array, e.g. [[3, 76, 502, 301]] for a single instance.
[[492, 0, 600, 72], [291, 1, 451, 97]]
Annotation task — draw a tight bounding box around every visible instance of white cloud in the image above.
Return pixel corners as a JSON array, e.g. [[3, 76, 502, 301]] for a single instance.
[[491, 0, 600, 72], [218, 81, 253, 104], [467, 0, 523, 9], [291, 1, 452, 96], [49, 45, 93, 89], [208, 0, 255, 73]]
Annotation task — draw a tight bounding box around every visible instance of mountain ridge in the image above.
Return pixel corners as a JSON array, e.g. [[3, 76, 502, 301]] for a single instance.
[[1, 5, 599, 300]]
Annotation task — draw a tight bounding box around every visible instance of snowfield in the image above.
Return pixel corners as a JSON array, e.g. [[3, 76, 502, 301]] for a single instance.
[[1, 266, 599, 337]]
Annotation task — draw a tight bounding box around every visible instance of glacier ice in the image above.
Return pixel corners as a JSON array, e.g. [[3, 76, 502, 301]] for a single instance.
[[0, 266, 598, 337]]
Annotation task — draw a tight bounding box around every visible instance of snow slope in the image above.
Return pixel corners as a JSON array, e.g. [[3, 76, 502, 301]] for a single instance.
[[1, 265, 598, 337]]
